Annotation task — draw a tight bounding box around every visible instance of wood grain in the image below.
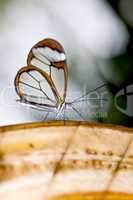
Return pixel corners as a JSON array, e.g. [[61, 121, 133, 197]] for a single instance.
[[0, 121, 133, 200]]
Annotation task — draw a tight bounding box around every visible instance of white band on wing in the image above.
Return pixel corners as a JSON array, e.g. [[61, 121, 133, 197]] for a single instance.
[[32, 47, 66, 64], [32, 48, 51, 66]]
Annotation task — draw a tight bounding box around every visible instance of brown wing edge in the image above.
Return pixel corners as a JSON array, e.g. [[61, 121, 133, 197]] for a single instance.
[[14, 65, 63, 107], [27, 38, 68, 105]]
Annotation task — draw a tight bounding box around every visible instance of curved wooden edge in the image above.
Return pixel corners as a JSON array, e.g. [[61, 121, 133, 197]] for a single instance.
[[0, 121, 133, 199], [50, 192, 133, 200], [0, 120, 133, 134]]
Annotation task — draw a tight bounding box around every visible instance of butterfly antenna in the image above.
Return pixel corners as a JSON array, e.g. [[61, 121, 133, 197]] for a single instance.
[[72, 83, 107, 104]]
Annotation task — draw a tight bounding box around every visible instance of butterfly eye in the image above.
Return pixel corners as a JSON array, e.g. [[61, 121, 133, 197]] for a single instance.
[[27, 38, 68, 105]]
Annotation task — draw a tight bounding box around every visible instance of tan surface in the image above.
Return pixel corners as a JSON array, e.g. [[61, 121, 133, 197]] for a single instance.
[[0, 121, 133, 200]]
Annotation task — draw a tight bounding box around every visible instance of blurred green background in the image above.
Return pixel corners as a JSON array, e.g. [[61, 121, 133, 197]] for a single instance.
[[0, 0, 132, 127]]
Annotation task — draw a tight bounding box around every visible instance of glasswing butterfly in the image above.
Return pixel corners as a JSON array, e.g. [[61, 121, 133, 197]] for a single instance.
[[14, 38, 108, 121], [10, 40, 133, 199]]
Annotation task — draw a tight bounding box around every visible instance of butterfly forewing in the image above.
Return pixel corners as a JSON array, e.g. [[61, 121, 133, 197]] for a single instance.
[[31, 58, 50, 75], [27, 38, 68, 104]]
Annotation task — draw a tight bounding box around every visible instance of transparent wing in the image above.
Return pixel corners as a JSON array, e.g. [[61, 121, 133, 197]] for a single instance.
[[27, 38, 68, 103], [19, 100, 59, 121], [15, 66, 58, 108]]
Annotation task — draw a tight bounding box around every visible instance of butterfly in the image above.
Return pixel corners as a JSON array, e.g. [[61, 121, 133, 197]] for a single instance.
[[14, 38, 108, 121]]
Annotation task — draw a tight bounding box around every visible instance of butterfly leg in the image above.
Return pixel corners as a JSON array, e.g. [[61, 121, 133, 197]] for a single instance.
[[42, 112, 50, 121], [71, 105, 86, 121]]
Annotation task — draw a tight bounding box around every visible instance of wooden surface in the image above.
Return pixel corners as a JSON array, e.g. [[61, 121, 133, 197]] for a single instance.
[[0, 121, 133, 200]]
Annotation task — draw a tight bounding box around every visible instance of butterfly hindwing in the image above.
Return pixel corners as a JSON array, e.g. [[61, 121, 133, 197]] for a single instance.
[[15, 66, 61, 108]]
